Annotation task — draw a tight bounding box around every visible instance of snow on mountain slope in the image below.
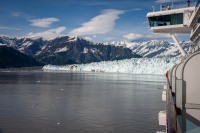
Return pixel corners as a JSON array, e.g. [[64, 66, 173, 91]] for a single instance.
[[110, 40, 191, 58], [43, 57, 178, 75], [0, 36, 141, 64], [54, 46, 68, 53], [0, 35, 191, 59]]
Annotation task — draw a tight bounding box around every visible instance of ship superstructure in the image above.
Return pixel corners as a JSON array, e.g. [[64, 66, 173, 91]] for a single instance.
[[147, 1, 200, 133]]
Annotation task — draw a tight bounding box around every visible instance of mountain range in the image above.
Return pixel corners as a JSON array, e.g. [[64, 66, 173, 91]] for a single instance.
[[109, 40, 191, 58], [0, 35, 191, 68]]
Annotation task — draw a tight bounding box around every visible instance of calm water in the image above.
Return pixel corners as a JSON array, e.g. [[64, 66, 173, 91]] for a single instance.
[[0, 70, 165, 133]]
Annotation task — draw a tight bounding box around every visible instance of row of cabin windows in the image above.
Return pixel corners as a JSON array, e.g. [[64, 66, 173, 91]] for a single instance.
[[148, 13, 183, 27]]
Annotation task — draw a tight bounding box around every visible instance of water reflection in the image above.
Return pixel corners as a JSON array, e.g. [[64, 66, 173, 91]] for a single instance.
[[0, 71, 165, 133]]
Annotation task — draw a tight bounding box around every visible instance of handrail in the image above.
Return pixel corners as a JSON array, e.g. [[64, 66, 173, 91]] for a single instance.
[[192, 22, 199, 32], [191, 23, 200, 41], [195, 0, 200, 11], [195, 0, 200, 10], [166, 78, 177, 133], [160, 5, 188, 11], [185, 103, 200, 109]]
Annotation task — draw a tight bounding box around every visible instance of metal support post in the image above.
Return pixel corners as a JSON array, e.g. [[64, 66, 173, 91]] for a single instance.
[[170, 33, 186, 57]]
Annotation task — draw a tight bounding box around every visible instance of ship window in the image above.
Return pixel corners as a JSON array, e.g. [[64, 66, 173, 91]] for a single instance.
[[171, 14, 183, 25], [198, 18, 200, 23], [163, 15, 171, 25], [148, 13, 183, 27]]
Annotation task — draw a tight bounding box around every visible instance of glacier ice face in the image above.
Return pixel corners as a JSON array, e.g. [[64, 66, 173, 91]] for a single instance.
[[43, 57, 178, 75]]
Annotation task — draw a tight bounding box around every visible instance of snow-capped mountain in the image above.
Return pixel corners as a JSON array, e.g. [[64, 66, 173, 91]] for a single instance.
[[109, 40, 191, 58], [1, 35, 190, 73], [0, 36, 141, 65], [0, 36, 47, 56], [1, 36, 191, 59]]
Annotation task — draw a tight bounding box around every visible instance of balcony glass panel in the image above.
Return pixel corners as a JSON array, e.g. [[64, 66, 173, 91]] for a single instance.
[[148, 13, 183, 27]]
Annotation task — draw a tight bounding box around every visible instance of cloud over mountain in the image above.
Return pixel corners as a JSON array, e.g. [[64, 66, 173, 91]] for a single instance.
[[29, 17, 60, 28], [0, 26, 21, 31], [26, 26, 66, 40], [123, 33, 170, 40], [70, 9, 125, 36]]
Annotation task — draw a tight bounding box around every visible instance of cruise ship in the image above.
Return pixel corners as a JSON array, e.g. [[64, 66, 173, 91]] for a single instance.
[[147, 0, 200, 133]]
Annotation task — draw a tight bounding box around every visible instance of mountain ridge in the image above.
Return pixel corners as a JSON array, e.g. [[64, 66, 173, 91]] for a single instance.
[[109, 40, 191, 58], [0, 45, 44, 68], [0, 36, 191, 58], [0, 36, 141, 65]]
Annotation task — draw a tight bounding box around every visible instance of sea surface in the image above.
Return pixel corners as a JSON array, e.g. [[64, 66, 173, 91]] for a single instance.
[[0, 69, 165, 133]]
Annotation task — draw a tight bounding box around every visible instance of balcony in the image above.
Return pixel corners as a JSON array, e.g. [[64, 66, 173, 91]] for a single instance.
[[188, 0, 200, 27], [147, 7, 194, 33], [167, 50, 200, 132], [190, 22, 200, 42]]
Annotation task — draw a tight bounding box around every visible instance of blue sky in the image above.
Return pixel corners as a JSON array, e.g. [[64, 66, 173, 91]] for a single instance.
[[0, 0, 196, 42]]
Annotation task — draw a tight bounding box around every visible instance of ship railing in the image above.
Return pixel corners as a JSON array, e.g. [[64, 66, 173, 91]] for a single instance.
[[191, 22, 199, 33], [193, 36, 200, 48], [195, 0, 200, 11], [159, 2, 196, 11], [190, 0, 200, 41], [166, 78, 181, 133], [188, 0, 200, 28], [160, 5, 183, 11], [191, 23, 200, 41]]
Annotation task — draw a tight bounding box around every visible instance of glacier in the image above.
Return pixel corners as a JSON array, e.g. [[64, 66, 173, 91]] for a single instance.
[[43, 57, 178, 75]]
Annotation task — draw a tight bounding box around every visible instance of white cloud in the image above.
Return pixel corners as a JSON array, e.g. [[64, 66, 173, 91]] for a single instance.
[[127, 8, 143, 12], [123, 33, 170, 40], [70, 9, 125, 36], [84, 35, 98, 41], [26, 26, 66, 40], [155, 0, 185, 3], [0, 26, 21, 30], [29, 17, 60, 28], [123, 33, 144, 40], [132, 8, 143, 11], [84, 36, 93, 41]]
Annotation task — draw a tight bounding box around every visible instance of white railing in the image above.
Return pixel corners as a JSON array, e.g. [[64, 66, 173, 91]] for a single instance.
[[159, 2, 196, 11], [196, 0, 200, 11], [191, 23, 200, 41]]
